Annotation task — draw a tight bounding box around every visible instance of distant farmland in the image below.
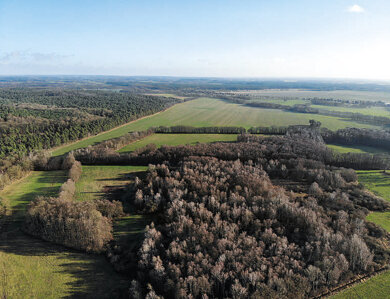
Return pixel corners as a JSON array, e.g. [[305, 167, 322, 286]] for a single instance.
[[233, 89, 390, 102], [52, 97, 379, 156]]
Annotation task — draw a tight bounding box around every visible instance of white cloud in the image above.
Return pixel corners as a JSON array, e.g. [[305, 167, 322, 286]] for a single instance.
[[348, 4, 365, 13]]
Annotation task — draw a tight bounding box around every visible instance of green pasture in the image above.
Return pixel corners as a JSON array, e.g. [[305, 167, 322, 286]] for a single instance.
[[239, 89, 390, 102], [52, 97, 379, 156], [312, 105, 390, 117], [331, 270, 390, 299], [357, 170, 390, 233], [75, 165, 147, 202], [327, 144, 388, 154], [0, 171, 126, 298], [118, 133, 237, 153]]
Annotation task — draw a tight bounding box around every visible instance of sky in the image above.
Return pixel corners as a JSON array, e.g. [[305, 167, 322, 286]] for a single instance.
[[0, 0, 389, 80]]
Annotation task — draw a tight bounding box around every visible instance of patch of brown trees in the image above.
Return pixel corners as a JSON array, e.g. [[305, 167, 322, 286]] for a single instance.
[[24, 153, 121, 253], [125, 157, 388, 298]]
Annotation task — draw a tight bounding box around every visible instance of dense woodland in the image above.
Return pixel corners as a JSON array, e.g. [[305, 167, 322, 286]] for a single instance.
[[118, 139, 389, 298], [0, 88, 179, 158]]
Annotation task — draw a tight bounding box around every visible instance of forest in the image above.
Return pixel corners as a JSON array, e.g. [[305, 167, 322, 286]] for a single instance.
[[0, 88, 180, 158]]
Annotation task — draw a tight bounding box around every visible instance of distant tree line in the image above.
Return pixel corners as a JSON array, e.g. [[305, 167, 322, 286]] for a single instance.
[[153, 125, 246, 134], [322, 127, 390, 151], [309, 98, 386, 108], [0, 88, 180, 159]]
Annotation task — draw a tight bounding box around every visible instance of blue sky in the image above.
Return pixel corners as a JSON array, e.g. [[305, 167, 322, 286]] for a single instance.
[[0, 0, 389, 79]]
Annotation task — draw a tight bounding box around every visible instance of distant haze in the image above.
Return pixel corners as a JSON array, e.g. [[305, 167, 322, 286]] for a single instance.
[[1, 0, 389, 80]]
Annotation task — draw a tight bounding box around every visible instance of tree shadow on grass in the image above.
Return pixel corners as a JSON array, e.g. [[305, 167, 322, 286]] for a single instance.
[[0, 171, 129, 298], [0, 229, 129, 298]]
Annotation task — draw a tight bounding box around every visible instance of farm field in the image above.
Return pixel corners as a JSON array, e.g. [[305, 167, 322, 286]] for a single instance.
[[311, 105, 390, 117], [0, 171, 127, 298], [327, 144, 388, 154], [118, 133, 237, 153], [234, 89, 390, 102], [52, 97, 379, 156]]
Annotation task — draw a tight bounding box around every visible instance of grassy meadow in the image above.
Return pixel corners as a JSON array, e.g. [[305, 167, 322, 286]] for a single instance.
[[118, 133, 237, 153], [356, 170, 390, 233], [0, 171, 127, 298], [52, 97, 379, 156], [327, 144, 388, 155], [331, 270, 390, 299], [75, 165, 147, 202], [237, 89, 390, 102]]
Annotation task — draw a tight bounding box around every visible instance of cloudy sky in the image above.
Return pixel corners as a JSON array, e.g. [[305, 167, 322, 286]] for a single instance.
[[0, 0, 389, 80]]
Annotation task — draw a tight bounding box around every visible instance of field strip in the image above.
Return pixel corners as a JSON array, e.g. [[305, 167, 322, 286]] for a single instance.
[[50, 100, 190, 156]]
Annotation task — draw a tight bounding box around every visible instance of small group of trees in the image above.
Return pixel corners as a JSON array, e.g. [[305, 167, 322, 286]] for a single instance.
[[24, 153, 121, 253]]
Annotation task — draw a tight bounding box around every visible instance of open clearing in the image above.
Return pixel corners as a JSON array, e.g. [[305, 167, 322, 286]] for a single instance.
[[52, 97, 379, 156], [357, 170, 390, 232], [327, 144, 388, 155], [75, 165, 147, 202], [118, 133, 237, 153], [0, 171, 127, 298]]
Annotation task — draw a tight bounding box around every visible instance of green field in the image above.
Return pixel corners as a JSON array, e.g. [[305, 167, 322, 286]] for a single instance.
[[238, 89, 390, 102], [357, 171, 390, 202], [357, 170, 390, 232], [331, 270, 390, 299], [118, 133, 237, 153], [0, 171, 67, 227], [75, 165, 147, 202], [327, 144, 388, 154], [52, 97, 379, 156], [312, 105, 390, 117], [0, 171, 127, 298]]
